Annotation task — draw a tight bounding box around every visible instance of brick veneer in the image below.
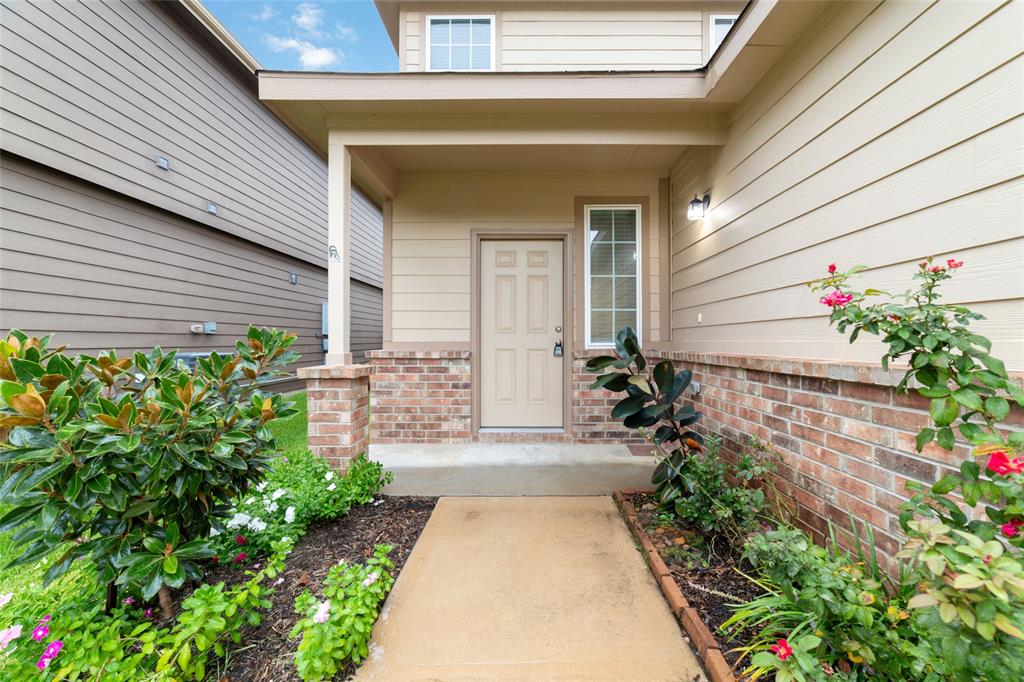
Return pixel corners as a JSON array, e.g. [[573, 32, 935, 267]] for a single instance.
[[296, 364, 371, 471], [366, 350, 472, 443], [574, 352, 651, 445], [658, 351, 1023, 565]]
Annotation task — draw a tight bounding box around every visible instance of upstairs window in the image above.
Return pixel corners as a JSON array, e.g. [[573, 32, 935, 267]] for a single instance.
[[428, 16, 494, 71], [585, 206, 641, 347], [710, 15, 738, 55]]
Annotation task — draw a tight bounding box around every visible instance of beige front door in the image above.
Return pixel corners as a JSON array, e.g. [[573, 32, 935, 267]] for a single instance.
[[480, 240, 564, 428]]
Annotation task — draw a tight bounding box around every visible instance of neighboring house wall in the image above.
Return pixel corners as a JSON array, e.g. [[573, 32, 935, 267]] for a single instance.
[[399, 1, 744, 72], [388, 170, 665, 347], [0, 154, 327, 374], [0, 0, 385, 368], [668, 0, 1024, 369]]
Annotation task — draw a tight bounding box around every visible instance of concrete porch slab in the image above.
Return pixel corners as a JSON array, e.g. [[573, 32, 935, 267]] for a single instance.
[[369, 443, 657, 496], [355, 497, 704, 681]]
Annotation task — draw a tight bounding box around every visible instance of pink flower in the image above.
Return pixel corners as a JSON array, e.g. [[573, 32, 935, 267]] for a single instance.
[[236, 534, 247, 546], [770, 639, 793, 661], [827, 263, 837, 274], [36, 640, 63, 670], [930, 266, 944, 273], [144, 608, 155, 619], [39, 614, 51, 623], [313, 600, 331, 624], [31, 624, 48, 642], [820, 291, 854, 308], [233, 552, 248, 564], [0, 625, 22, 650], [987, 451, 1024, 476], [1001, 519, 1023, 538], [0, 593, 12, 609], [122, 597, 135, 606], [946, 258, 963, 269]]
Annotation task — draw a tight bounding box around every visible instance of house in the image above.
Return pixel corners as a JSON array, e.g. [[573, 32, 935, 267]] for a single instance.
[[0, 0, 384, 375], [270, 0, 1022, 558]]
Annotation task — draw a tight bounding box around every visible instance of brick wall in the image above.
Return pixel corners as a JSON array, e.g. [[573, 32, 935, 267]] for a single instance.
[[367, 350, 472, 443], [296, 364, 371, 471], [661, 352, 1023, 565], [574, 351, 651, 445]]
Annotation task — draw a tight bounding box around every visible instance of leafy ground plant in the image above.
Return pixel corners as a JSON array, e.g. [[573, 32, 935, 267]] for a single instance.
[[291, 544, 396, 681], [0, 327, 299, 616]]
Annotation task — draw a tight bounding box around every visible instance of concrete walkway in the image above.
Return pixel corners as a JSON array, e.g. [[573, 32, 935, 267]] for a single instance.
[[356, 497, 705, 681], [370, 443, 657, 496]]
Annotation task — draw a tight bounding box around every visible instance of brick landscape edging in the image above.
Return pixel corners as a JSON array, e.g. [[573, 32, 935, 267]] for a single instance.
[[612, 490, 735, 682]]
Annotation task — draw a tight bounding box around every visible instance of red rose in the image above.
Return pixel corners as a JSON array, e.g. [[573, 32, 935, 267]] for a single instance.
[[946, 258, 963, 269], [827, 263, 837, 274], [987, 451, 1024, 476]]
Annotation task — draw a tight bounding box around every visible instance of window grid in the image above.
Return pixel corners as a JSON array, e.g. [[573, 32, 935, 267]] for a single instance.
[[428, 16, 493, 71], [585, 206, 641, 347]]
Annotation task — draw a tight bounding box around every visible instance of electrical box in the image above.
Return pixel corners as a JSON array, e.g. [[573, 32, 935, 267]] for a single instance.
[[203, 321, 217, 334]]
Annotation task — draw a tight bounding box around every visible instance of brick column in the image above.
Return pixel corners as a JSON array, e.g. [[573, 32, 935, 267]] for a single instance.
[[297, 364, 371, 472]]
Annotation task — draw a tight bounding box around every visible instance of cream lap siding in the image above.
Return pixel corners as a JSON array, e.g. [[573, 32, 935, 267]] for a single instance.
[[501, 8, 702, 71], [668, 0, 1024, 369], [389, 170, 661, 345], [0, 0, 327, 265], [0, 155, 327, 373]]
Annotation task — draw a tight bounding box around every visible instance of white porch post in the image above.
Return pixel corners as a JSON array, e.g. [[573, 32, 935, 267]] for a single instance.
[[326, 130, 352, 365]]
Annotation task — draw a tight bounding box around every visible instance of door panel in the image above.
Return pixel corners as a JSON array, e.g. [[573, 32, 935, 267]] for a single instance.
[[481, 240, 563, 427]]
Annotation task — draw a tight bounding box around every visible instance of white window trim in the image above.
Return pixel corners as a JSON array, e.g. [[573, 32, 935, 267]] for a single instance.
[[709, 14, 739, 55], [583, 204, 643, 349], [425, 14, 496, 72]]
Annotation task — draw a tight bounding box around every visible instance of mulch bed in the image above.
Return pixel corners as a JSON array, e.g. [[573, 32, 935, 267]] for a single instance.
[[624, 492, 765, 671], [200, 496, 437, 681]]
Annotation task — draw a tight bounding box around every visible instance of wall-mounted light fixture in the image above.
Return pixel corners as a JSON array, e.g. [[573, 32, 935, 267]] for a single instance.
[[687, 193, 711, 221], [290, 273, 298, 285]]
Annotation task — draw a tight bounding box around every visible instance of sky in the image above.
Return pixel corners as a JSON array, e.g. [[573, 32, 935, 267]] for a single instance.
[[204, 1, 398, 72]]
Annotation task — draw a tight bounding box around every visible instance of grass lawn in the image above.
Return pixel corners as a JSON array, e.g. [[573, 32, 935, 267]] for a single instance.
[[0, 391, 309, 611]]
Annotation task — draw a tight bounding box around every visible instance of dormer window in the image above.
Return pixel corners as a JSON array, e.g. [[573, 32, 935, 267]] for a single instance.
[[710, 14, 738, 54], [427, 16, 495, 71]]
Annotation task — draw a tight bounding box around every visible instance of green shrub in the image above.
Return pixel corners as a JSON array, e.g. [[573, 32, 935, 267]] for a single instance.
[[0, 327, 299, 614], [291, 544, 395, 681], [0, 538, 293, 680], [209, 452, 392, 561]]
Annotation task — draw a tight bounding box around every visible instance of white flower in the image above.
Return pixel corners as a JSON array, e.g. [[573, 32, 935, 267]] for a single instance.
[[272, 488, 287, 501], [244, 497, 255, 505], [324, 471, 334, 481], [274, 577, 285, 586], [281, 536, 292, 543], [256, 482, 267, 493], [362, 572, 379, 588], [248, 517, 267, 533], [327, 483, 336, 492], [0, 593, 12, 610], [264, 501, 279, 514], [313, 600, 331, 623], [284, 507, 296, 523], [227, 513, 251, 529], [210, 527, 221, 537]]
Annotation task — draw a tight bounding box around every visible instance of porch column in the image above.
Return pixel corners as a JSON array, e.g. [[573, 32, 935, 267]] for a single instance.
[[326, 129, 352, 365]]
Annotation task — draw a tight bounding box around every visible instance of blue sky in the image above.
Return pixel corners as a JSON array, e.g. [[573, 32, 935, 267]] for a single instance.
[[204, 1, 398, 72]]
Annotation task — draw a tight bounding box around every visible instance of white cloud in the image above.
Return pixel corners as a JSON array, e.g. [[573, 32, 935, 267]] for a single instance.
[[335, 24, 358, 42], [293, 3, 324, 34], [251, 3, 275, 21], [264, 34, 340, 69]]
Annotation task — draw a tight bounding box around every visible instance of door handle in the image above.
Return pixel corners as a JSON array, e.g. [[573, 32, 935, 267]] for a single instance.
[[553, 340, 563, 357]]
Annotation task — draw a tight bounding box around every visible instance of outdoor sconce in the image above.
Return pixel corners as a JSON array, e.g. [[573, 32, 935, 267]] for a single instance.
[[687, 193, 710, 221]]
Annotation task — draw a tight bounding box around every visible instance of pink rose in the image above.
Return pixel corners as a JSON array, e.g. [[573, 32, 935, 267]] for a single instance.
[[820, 291, 854, 308], [946, 258, 963, 269], [827, 263, 837, 274], [1001, 519, 1023, 538], [987, 452, 1024, 476]]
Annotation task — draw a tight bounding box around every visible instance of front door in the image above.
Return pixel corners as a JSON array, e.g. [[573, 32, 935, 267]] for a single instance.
[[480, 240, 564, 428]]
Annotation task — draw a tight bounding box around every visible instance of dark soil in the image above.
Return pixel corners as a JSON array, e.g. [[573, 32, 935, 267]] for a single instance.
[[624, 491, 765, 671], [202, 496, 437, 681]]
